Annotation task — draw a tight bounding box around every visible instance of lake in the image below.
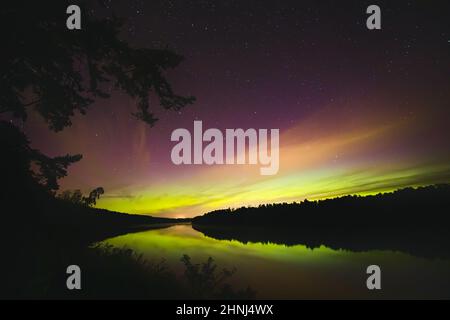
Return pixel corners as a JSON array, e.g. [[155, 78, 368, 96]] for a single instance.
[[102, 224, 450, 299]]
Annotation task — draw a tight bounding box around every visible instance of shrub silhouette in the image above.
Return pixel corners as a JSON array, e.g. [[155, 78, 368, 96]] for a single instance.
[[180, 254, 254, 299]]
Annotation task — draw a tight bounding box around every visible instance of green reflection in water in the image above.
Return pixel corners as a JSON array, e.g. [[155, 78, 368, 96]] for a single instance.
[[101, 224, 450, 299]]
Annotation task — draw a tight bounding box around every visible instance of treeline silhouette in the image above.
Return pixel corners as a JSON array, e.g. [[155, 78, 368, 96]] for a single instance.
[[192, 185, 450, 258]]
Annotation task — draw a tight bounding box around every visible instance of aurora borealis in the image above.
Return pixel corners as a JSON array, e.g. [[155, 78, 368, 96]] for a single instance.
[[20, 0, 450, 218]]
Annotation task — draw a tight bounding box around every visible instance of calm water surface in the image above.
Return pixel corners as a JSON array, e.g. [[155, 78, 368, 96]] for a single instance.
[[102, 224, 450, 299]]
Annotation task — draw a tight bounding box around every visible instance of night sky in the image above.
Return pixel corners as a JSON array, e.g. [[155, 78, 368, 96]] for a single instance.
[[22, 0, 450, 217]]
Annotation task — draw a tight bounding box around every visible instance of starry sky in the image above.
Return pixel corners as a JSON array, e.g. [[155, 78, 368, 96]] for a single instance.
[[23, 0, 450, 218]]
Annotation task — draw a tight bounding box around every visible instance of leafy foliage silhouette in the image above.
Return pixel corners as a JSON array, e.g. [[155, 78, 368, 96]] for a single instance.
[[1, 1, 194, 194], [58, 187, 105, 207], [1, 1, 194, 130], [180, 254, 254, 299]]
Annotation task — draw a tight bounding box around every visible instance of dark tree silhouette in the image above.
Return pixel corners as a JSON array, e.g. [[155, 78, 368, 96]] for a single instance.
[[0, 3, 197, 299], [0, 1, 194, 192], [84, 187, 105, 206], [0, 121, 82, 194], [58, 189, 85, 205], [0, 1, 194, 130], [57, 186, 104, 206]]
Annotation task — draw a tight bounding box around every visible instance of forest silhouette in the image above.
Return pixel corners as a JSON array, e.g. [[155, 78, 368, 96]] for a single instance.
[[192, 185, 450, 258]]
